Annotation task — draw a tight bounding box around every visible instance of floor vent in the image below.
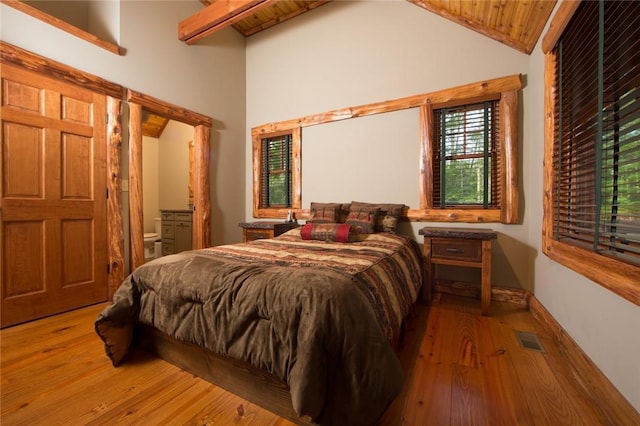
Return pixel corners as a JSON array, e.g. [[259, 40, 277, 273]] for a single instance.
[[514, 330, 545, 353]]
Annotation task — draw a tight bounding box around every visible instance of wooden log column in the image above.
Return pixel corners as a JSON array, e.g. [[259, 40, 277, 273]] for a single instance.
[[107, 97, 125, 298], [128, 102, 144, 272], [193, 125, 211, 249]]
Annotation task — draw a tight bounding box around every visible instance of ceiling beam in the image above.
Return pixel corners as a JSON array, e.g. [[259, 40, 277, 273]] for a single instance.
[[238, 1, 331, 37], [179, 0, 274, 45]]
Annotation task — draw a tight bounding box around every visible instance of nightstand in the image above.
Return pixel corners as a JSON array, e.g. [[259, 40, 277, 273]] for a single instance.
[[419, 227, 497, 315], [239, 222, 299, 242]]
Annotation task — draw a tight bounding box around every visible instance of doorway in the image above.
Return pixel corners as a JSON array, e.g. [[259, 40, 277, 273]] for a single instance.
[[126, 89, 212, 272]]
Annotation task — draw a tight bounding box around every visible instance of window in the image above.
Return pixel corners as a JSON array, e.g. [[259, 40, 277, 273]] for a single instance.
[[433, 101, 500, 208], [543, 0, 640, 305], [252, 128, 301, 218], [261, 134, 292, 208]]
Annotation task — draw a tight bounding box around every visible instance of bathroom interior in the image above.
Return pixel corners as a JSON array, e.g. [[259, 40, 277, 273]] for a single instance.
[[142, 117, 194, 262]]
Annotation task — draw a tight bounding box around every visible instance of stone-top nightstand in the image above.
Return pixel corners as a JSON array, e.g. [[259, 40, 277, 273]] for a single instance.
[[239, 221, 299, 242], [419, 227, 497, 315]]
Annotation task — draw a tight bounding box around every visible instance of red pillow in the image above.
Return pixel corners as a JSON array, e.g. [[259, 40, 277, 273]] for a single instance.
[[300, 223, 354, 243]]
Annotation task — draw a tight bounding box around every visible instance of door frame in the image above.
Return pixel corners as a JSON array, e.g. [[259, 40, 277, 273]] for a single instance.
[[1, 42, 213, 298], [126, 89, 212, 272]]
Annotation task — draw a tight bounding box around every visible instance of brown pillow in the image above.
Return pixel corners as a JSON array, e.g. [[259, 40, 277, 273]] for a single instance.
[[345, 207, 380, 234], [350, 201, 405, 233], [308, 202, 344, 223], [300, 223, 354, 243]]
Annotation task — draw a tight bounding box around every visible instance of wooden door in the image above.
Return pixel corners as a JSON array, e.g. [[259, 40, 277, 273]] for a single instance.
[[1, 63, 108, 327]]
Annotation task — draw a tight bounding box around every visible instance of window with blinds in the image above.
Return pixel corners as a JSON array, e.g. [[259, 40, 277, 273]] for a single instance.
[[432, 101, 501, 208], [553, 0, 640, 266], [260, 134, 292, 208]]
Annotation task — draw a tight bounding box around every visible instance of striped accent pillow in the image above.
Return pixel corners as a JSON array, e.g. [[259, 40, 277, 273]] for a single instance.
[[345, 208, 380, 234], [300, 223, 354, 243]]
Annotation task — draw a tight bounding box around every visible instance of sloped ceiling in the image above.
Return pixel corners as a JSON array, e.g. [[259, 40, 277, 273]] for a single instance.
[[158, 0, 556, 137], [185, 0, 556, 55], [142, 111, 170, 138]]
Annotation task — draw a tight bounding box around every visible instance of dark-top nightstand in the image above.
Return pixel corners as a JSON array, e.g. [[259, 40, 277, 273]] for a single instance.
[[419, 227, 497, 315], [239, 221, 299, 242]]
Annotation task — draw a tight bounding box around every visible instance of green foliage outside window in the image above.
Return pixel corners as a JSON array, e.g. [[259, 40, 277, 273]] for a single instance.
[[261, 135, 292, 208], [599, 105, 640, 241], [436, 102, 498, 208]]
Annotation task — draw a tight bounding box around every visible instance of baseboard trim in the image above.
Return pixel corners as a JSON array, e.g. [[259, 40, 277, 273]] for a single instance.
[[527, 294, 639, 422], [435, 279, 528, 308]]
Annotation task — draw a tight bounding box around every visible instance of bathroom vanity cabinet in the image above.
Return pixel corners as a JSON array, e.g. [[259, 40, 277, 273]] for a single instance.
[[161, 210, 193, 255]]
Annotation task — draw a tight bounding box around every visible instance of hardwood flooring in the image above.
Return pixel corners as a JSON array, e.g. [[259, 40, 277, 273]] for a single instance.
[[2, 293, 638, 425]]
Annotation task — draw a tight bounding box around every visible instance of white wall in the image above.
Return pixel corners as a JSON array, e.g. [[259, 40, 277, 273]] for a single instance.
[[0, 0, 247, 246], [158, 120, 192, 211], [88, 0, 120, 44], [23, 1, 119, 44], [24, 1, 89, 31], [246, 0, 640, 412]]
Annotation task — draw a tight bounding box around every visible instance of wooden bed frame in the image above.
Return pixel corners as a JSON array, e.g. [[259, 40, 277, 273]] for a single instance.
[[136, 325, 315, 425], [135, 298, 425, 425]]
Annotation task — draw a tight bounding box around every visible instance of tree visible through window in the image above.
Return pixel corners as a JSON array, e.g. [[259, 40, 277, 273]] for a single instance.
[[433, 101, 499, 208], [260, 134, 292, 208], [552, 0, 640, 266]]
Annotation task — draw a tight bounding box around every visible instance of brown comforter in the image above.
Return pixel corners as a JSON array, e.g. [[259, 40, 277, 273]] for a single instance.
[[95, 229, 422, 425]]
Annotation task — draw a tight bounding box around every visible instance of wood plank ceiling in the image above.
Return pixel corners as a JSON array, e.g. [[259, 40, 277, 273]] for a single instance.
[[148, 0, 556, 137], [186, 0, 556, 54], [142, 110, 170, 138]]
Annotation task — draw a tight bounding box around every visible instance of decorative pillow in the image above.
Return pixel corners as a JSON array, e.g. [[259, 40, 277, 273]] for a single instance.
[[350, 201, 405, 233], [300, 223, 354, 243], [345, 207, 380, 234], [337, 203, 351, 223], [307, 202, 343, 223]]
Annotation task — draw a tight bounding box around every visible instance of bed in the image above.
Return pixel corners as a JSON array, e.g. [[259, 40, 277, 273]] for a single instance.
[[95, 204, 423, 425]]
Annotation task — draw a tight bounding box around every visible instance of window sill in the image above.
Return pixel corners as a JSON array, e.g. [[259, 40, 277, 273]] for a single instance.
[[254, 207, 503, 223], [407, 208, 502, 223]]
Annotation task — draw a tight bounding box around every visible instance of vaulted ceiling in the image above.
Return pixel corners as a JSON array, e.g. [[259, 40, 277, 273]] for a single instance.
[[186, 0, 556, 54], [146, 0, 556, 137]]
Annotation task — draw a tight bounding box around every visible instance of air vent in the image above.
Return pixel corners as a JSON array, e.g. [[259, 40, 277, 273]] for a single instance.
[[514, 330, 545, 353]]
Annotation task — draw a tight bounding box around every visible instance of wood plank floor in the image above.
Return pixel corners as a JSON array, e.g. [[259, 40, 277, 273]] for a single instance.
[[2, 293, 638, 425]]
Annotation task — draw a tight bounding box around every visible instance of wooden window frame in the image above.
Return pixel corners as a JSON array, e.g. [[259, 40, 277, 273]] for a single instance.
[[250, 75, 520, 223], [541, 0, 640, 307], [252, 128, 301, 218], [418, 86, 519, 224]]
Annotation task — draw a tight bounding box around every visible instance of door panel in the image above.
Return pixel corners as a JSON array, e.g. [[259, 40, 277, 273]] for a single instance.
[[3, 221, 45, 297], [62, 133, 93, 199], [1, 63, 108, 327], [3, 122, 43, 198]]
